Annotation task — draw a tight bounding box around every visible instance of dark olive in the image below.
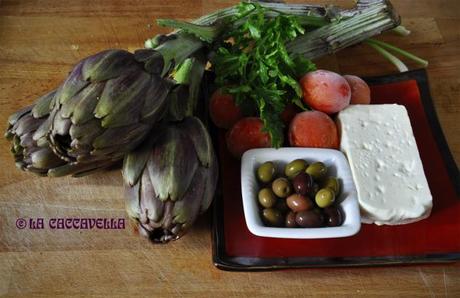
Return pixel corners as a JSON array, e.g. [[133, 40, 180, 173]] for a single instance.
[[308, 182, 320, 199], [257, 161, 275, 183], [322, 176, 340, 195], [272, 177, 292, 198], [295, 210, 324, 227], [315, 188, 335, 208], [262, 208, 284, 227], [285, 211, 297, 228], [258, 188, 277, 208], [306, 162, 327, 181], [292, 172, 313, 196], [286, 194, 313, 212], [285, 159, 308, 178], [324, 206, 344, 227], [274, 198, 289, 213]]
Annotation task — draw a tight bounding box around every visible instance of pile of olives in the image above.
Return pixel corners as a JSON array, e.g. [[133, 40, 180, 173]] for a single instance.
[[256, 159, 344, 228]]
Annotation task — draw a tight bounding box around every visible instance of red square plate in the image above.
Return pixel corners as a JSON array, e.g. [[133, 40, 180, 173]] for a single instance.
[[211, 69, 460, 270]]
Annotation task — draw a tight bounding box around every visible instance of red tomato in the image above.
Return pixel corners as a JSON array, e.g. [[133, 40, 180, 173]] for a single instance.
[[209, 89, 243, 129], [226, 117, 271, 159]]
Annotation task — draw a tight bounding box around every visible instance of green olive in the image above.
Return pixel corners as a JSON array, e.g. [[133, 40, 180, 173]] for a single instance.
[[306, 162, 327, 181], [262, 208, 284, 227], [322, 176, 340, 195], [315, 188, 335, 208], [258, 188, 277, 208], [257, 161, 276, 183], [284, 159, 308, 178], [272, 177, 292, 198]]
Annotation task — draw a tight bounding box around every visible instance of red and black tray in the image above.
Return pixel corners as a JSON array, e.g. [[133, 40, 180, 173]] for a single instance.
[[210, 69, 460, 271]]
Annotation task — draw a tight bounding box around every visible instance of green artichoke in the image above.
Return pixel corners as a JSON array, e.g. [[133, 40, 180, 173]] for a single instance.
[[123, 117, 218, 243], [47, 49, 174, 164], [5, 90, 115, 176]]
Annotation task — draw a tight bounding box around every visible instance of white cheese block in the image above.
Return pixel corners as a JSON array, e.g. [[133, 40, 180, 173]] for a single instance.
[[337, 104, 432, 225]]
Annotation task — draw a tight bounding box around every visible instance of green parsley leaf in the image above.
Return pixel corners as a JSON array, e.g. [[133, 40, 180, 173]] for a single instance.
[[212, 2, 316, 148]]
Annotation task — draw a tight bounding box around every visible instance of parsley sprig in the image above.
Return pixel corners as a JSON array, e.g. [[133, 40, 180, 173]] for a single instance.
[[212, 2, 316, 148]]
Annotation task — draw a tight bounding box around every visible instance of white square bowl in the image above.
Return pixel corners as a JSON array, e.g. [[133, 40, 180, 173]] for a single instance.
[[241, 148, 361, 239]]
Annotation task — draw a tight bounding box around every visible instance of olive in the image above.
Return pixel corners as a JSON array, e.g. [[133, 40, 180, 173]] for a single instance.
[[306, 162, 327, 181], [322, 176, 340, 195], [324, 206, 343, 227], [285, 211, 297, 228], [272, 177, 292, 198], [308, 182, 320, 199], [286, 194, 313, 212], [258, 188, 277, 208], [285, 159, 308, 178], [257, 161, 275, 183], [262, 208, 284, 227], [292, 172, 313, 196], [315, 188, 335, 208], [295, 210, 324, 227], [274, 198, 289, 213]]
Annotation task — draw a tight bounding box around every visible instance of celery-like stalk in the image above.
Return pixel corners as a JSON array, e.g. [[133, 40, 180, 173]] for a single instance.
[[367, 38, 428, 67], [365, 41, 408, 72], [157, 19, 223, 43], [392, 25, 411, 36], [287, 2, 400, 59]]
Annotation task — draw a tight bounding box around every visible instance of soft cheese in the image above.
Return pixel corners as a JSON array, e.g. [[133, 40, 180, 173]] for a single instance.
[[337, 104, 432, 225]]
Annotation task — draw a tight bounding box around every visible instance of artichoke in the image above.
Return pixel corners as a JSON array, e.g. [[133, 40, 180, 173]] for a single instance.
[[123, 117, 218, 243], [47, 49, 174, 164], [5, 90, 114, 176]]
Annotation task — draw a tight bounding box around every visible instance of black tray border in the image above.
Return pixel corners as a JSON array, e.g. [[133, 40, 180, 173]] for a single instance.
[[211, 68, 460, 271]]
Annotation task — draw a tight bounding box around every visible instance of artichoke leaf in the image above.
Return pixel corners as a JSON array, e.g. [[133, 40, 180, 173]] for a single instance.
[[15, 114, 42, 136], [50, 109, 72, 136], [141, 76, 173, 120], [172, 166, 207, 224], [32, 90, 56, 118], [140, 168, 165, 224], [33, 117, 53, 142], [147, 128, 199, 202], [81, 49, 139, 82], [200, 151, 218, 213], [70, 82, 105, 125], [30, 148, 65, 169], [92, 123, 150, 149], [55, 61, 89, 105], [94, 70, 150, 122], [47, 160, 113, 177], [180, 117, 213, 167], [125, 181, 141, 219], [122, 133, 160, 187], [7, 105, 33, 128]]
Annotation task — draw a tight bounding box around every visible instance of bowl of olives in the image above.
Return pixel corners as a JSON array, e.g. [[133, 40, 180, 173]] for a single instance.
[[241, 148, 361, 239]]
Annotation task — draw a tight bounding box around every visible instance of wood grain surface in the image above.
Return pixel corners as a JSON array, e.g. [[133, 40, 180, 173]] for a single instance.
[[0, 0, 459, 296]]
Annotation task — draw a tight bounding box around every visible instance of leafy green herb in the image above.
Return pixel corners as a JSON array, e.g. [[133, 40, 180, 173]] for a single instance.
[[212, 2, 316, 148]]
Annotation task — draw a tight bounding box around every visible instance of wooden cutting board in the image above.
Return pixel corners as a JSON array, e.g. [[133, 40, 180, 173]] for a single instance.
[[1, 0, 459, 296]]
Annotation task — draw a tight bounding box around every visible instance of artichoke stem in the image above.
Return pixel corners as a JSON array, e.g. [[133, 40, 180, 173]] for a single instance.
[[154, 34, 204, 77]]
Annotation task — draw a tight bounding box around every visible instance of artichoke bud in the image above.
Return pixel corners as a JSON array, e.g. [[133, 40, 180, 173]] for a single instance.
[[5, 90, 115, 177], [123, 117, 218, 243], [47, 49, 174, 164]]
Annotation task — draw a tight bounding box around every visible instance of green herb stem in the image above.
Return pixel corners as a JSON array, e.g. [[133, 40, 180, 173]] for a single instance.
[[365, 41, 408, 72], [392, 25, 411, 36], [367, 38, 428, 67]]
